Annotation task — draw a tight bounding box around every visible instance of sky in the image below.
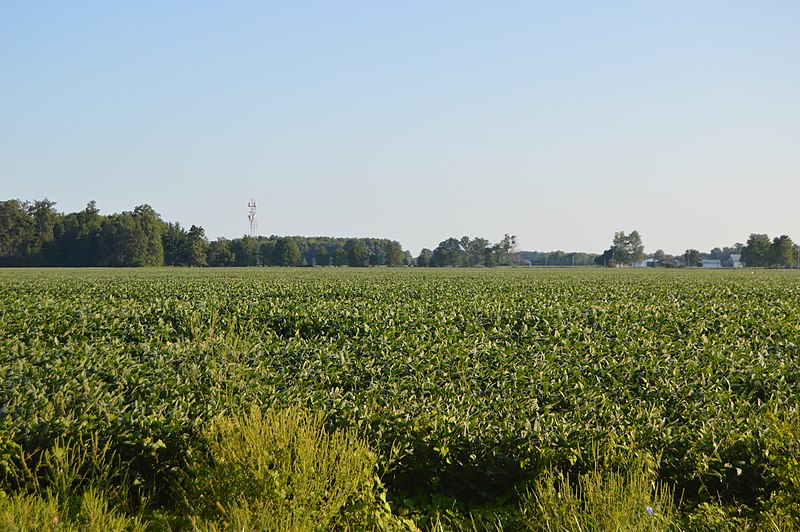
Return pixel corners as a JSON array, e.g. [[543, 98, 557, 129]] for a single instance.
[[2, 1, 798, 255]]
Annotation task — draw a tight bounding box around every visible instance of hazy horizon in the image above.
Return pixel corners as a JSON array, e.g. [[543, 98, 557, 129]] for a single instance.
[[2, 1, 798, 256]]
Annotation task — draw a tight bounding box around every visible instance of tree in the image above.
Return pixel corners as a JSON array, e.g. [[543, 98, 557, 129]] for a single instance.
[[348, 240, 369, 267], [68, 201, 103, 266], [259, 240, 276, 265], [743, 233, 771, 267], [230, 237, 259, 266], [332, 244, 347, 266], [162, 222, 190, 266], [608, 230, 644, 266], [611, 232, 630, 265], [684, 249, 701, 267], [100, 213, 140, 266], [274, 237, 301, 266], [132, 205, 165, 266], [27, 199, 61, 263], [417, 248, 433, 267], [771, 235, 794, 267], [595, 248, 615, 267], [384, 241, 404, 267], [497, 234, 517, 265], [431, 238, 464, 267], [208, 238, 235, 266], [464, 237, 490, 267], [187, 225, 208, 266], [627, 230, 644, 265], [0, 200, 34, 264], [315, 245, 330, 266]]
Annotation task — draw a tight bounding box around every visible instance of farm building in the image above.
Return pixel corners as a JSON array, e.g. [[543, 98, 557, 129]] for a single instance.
[[724, 254, 743, 268], [700, 259, 722, 268]]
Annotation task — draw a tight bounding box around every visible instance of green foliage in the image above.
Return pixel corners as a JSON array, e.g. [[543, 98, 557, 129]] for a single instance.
[[771, 235, 795, 268], [348, 240, 370, 267], [184, 406, 395, 530], [523, 448, 678, 531], [743, 233, 772, 267], [2, 268, 800, 526], [612, 230, 644, 266], [273, 237, 302, 266], [760, 407, 800, 529], [0, 434, 146, 532]]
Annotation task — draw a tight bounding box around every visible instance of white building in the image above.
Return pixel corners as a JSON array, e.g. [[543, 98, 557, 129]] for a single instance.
[[724, 254, 743, 268]]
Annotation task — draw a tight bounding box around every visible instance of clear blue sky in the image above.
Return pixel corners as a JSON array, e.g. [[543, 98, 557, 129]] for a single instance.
[[2, 1, 798, 255]]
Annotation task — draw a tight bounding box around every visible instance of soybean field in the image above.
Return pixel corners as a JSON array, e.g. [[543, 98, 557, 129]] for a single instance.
[[1, 267, 800, 530]]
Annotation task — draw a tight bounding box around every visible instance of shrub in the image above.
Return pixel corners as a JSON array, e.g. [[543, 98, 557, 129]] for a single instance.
[[522, 450, 678, 531], [184, 406, 400, 530]]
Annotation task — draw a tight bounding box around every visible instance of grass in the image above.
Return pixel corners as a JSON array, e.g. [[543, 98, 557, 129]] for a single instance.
[[522, 447, 678, 532]]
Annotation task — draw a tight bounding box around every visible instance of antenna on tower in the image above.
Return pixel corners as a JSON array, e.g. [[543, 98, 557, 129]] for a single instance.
[[248, 199, 257, 237]]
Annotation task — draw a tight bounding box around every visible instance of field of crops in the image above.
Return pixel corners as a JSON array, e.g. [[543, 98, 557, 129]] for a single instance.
[[2, 267, 800, 529]]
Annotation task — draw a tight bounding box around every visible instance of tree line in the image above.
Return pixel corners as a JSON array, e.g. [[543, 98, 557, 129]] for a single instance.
[[415, 234, 518, 267], [0, 199, 406, 267], [684, 233, 798, 268], [594, 230, 798, 268], [3, 200, 797, 269]]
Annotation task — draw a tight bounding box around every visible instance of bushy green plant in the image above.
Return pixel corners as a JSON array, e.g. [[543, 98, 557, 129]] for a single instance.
[[0, 489, 145, 532], [522, 450, 678, 531], [760, 407, 800, 530], [184, 406, 403, 531]]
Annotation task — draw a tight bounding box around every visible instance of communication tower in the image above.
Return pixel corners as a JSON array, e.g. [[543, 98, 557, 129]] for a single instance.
[[248, 199, 257, 237]]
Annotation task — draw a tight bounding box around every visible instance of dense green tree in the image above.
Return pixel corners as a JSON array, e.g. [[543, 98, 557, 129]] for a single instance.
[[162, 222, 190, 266], [595, 248, 615, 267], [684, 249, 701, 266], [484, 246, 500, 267], [627, 230, 644, 264], [743, 233, 772, 267], [348, 240, 369, 267], [416, 248, 433, 267], [609, 230, 644, 266], [59, 201, 103, 266], [274, 237, 301, 266], [99, 213, 138, 266], [186, 225, 208, 266], [27, 199, 61, 263], [612, 232, 631, 265], [431, 238, 464, 267], [232, 237, 260, 266], [369, 246, 385, 267], [497, 234, 517, 266], [332, 244, 347, 266], [0, 200, 34, 264], [315, 245, 330, 266], [258, 240, 274, 266], [384, 241, 404, 267], [464, 237, 490, 267], [771, 235, 794, 267], [121, 204, 164, 266], [207, 238, 235, 266]]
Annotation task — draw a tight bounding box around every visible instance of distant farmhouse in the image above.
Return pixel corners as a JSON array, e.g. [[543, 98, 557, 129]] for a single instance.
[[724, 254, 743, 268]]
